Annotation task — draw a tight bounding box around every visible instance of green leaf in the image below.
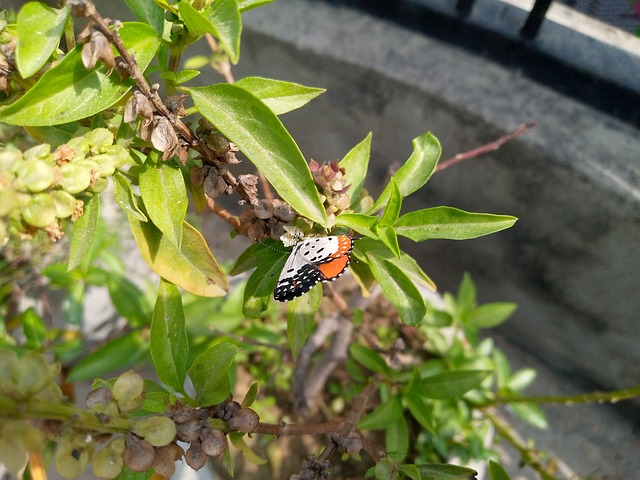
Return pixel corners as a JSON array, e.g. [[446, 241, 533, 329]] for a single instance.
[[507, 368, 536, 392], [340, 132, 371, 205], [123, 0, 166, 36], [368, 132, 441, 213], [376, 226, 400, 259], [379, 179, 402, 227], [416, 463, 478, 480], [358, 248, 427, 326], [488, 460, 511, 480], [235, 76, 325, 115], [113, 171, 148, 221], [228, 432, 268, 464], [107, 275, 149, 326], [359, 396, 403, 430], [68, 194, 100, 271], [128, 217, 228, 297], [237, 0, 274, 11], [468, 302, 517, 328], [0, 23, 160, 126], [335, 213, 378, 239], [230, 240, 281, 276], [374, 457, 396, 480], [386, 413, 409, 458], [509, 402, 548, 429], [16, 3, 69, 78], [139, 155, 187, 248], [241, 383, 259, 408], [22, 308, 47, 350], [150, 279, 189, 394], [411, 370, 491, 400], [457, 272, 476, 313], [178, 0, 241, 64], [398, 464, 421, 480], [287, 285, 321, 359], [67, 330, 148, 382], [404, 389, 434, 432], [243, 253, 287, 318], [183, 84, 327, 226], [394, 207, 517, 242], [188, 341, 238, 406], [25, 123, 81, 145], [349, 344, 389, 375]]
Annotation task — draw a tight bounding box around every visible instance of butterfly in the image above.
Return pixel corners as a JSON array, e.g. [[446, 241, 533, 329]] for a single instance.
[[273, 235, 355, 302]]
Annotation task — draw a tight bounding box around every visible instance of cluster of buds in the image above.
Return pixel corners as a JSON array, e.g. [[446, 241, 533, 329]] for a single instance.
[[0, 349, 61, 474], [240, 198, 297, 241], [0, 128, 129, 242], [124, 89, 190, 162], [310, 160, 351, 225]]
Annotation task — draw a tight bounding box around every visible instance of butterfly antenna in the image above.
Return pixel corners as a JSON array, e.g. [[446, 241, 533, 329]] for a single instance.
[[254, 238, 289, 254]]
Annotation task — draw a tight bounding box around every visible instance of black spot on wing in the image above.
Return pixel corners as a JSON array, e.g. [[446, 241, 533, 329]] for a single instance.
[[273, 264, 321, 302]]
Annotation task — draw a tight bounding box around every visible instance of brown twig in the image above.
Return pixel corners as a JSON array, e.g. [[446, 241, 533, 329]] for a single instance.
[[205, 34, 235, 84], [205, 197, 243, 232], [435, 122, 537, 172]]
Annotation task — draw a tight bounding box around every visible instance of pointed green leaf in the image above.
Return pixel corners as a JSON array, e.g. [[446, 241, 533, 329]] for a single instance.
[[398, 464, 422, 480], [241, 383, 259, 408], [183, 84, 327, 226], [335, 212, 378, 239], [411, 370, 491, 400], [386, 413, 409, 458], [507, 368, 537, 392], [107, 274, 150, 327], [150, 279, 189, 394], [359, 396, 403, 430], [235, 76, 325, 115], [379, 179, 401, 227], [488, 460, 511, 480], [16, 3, 69, 78], [369, 132, 441, 213], [349, 344, 389, 375], [139, 155, 187, 248], [188, 341, 238, 406], [67, 330, 148, 382], [468, 302, 517, 328], [509, 402, 548, 429], [230, 240, 283, 276], [376, 226, 400, 259], [0, 23, 160, 126], [128, 217, 228, 297], [457, 272, 476, 313], [113, 171, 148, 221], [25, 123, 81, 145], [22, 308, 47, 350], [178, 0, 241, 64], [228, 432, 268, 464], [405, 389, 434, 432], [287, 285, 321, 359], [123, 0, 166, 36], [243, 253, 287, 318], [68, 194, 100, 271], [340, 133, 371, 204], [357, 247, 427, 326], [394, 207, 517, 242], [237, 0, 274, 11], [416, 463, 478, 480]]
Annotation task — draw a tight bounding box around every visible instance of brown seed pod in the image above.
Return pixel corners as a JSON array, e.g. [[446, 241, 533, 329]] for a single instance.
[[85, 387, 113, 409], [123, 434, 154, 473], [151, 445, 177, 479], [175, 419, 201, 443], [226, 407, 259, 433], [200, 425, 227, 459], [185, 439, 207, 471]]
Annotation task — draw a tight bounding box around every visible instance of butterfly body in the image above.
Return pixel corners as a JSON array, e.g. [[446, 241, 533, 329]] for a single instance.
[[273, 235, 355, 302]]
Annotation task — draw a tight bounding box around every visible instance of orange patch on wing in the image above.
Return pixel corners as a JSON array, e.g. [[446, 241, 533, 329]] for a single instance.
[[319, 255, 350, 280], [330, 236, 353, 258]]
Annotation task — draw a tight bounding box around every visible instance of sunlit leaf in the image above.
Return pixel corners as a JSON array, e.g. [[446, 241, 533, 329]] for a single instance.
[[188, 341, 238, 406], [235, 76, 325, 115], [183, 84, 327, 226], [287, 285, 321, 359], [68, 194, 100, 271]]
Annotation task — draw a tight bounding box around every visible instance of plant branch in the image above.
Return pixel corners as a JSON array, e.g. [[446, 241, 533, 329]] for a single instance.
[[435, 122, 537, 172], [482, 407, 557, 480], [492, 385, 640, 405]]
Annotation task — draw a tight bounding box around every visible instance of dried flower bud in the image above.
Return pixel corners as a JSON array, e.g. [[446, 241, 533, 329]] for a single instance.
[[124, 91, 154, 124], [252, 199, 274, 220], [237, 174, 258, 202], [185, 439, 207, 471], [123, 434, 154, 472], [343, 432, 363, 456], [167, 402, 196, 423], [273, 199, 296, 223], [152, 444, 181, 478], [200, 425, 227, 458], [226, 407, 259, 433], [82, 31, 115, 71], [151, 117, 179, 155], [86, 387, 113, 409], [175, 420, 201, 443], [203, 167, 230, 198]]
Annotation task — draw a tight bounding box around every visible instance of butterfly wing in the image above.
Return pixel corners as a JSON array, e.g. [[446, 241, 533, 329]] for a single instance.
[[273, 236, 355, 302]]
